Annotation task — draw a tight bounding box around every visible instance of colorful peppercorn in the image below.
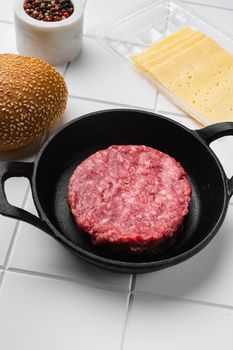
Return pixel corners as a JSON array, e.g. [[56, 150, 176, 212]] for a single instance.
[[24, 0, 74, 22]]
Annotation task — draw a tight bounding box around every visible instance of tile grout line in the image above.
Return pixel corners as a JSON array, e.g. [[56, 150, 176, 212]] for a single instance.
[[0, 184, 31, 293], [7, 267, 130, 295], [0, 19, 14, 25], [157, 109, 189, 119], [120, 274, 136, 350], [3, 185, 31, 270], [68, 94, 156, 111], [84, 33, 106, 40], [8, 254, 233, 312], [182, 1, 233, 12], [134, 290, 233, 311]]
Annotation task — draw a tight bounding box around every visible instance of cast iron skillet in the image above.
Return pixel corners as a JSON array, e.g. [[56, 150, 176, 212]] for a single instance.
[[0, 109, 233, 273]]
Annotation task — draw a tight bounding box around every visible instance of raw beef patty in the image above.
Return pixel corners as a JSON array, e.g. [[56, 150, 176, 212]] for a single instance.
[[68, 145, 191, 254]]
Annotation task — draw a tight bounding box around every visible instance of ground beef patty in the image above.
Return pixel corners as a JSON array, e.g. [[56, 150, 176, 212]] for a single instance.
[[68, 145, 191, 254]]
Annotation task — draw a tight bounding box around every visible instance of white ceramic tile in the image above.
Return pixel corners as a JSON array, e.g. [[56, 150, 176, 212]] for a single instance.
[[210, 136, 233, 182], [0, 0, 14, 22], [182, 0, 233, 10], [0, 134, 46, 267], [9, 192, 131, 291], [135, 206, 233, 307], [156, 93, 187, 117], [0, 22, 16, 53], [124, 294, 233, 350], [155, 110, 200, 130], [50, 96, 137, 139], [3, 177, 28, 207], [52, 95, 197, 134], [186, 3, 233, 36], [84, 0, 146, 33], [56, 96, 119, 129], [65, 37, 156, 109], [0, 272, 127, 350], [0, 178, 28, 266]]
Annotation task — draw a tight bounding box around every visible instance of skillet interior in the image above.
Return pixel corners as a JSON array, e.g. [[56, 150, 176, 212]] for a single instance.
[[34, 110, 227, 268]]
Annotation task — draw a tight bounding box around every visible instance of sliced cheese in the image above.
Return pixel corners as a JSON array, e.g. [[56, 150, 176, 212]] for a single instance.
[[131, 27, 194, 62], [149, 37, 233, 123], [149, 37, 232, 90], [143, 32, 205, 70], [131, 27, 233, 124], [137, 30, 197, 65]]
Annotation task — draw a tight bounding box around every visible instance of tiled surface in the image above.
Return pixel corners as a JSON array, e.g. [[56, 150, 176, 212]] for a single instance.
[[84, 0, 146, 33], [0, 135, 47, 268], [0, 272, 128, 350], [65, 37, 156, 108], [59, 96, 125, 128], [0, 0, 14, 22], [124, 294, 233, 350], [156, 93, 187, 117], [210, 137, 233, 181], [8, 191, 131, 291], [135, 206, 233, 306], [0, 1, 233, 349], [0, 22, 16, 53], [0, 178, 28, 266]]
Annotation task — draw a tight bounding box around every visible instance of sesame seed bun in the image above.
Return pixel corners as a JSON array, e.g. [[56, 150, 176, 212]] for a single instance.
[[0, 54, 68, 151]]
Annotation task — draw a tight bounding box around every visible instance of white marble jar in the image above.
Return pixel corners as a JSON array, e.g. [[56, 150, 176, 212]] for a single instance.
[[14, 0, 84, 66]]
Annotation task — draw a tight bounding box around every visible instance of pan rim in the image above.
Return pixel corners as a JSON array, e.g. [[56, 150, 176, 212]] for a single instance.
[[32, 109, 229, 270]]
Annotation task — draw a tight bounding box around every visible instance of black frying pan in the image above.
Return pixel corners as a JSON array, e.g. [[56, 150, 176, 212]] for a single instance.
[[0, 109, 232, 273]]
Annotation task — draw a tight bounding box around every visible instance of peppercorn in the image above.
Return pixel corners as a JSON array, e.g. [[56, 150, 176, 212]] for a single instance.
[[24, 0, 74, 22]]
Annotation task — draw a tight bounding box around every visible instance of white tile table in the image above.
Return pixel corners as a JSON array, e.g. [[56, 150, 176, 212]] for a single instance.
[[124, 294, 233, 350], [65, 37, 156, 109], [0, 1, 233, 349], [0, 272, 128, 350]]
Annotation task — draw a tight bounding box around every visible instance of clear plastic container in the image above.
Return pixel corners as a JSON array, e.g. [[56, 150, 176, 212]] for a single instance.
[[89, 0, 233, 125]]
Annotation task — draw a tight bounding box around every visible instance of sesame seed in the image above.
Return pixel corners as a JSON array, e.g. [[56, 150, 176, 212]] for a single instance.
[[0, 53, 67, 150]]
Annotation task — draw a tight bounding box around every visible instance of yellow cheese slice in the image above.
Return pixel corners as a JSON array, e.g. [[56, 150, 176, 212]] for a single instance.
[[131, 27, 194, 62], [137, 30, 197, 65], [149, 37, 233, 123], [149, 37, 232, 91], [143, 32, 205, 70]]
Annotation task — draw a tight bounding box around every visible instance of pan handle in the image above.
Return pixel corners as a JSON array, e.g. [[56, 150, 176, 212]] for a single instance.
[[196, 122, 233, 198], [0, 161, 52, 234]]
